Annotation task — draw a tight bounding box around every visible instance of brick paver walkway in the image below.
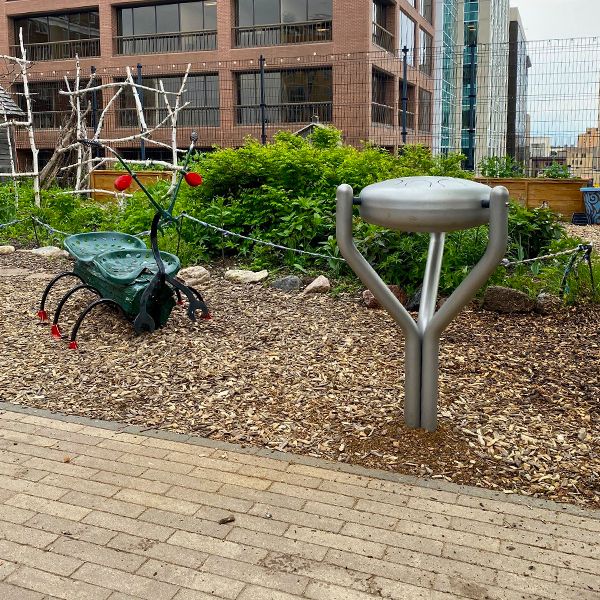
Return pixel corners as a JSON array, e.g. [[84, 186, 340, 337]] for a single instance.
[[0, 405, 598, 600]]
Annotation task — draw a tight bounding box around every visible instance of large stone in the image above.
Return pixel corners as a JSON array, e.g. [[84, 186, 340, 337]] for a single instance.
[[179, 265, 210, 288], [224, 269, 268, 284], [301, 275, 331, 295], [482, 286, 535, 313], [271, 275, 301, 292], [0, 245, 15, 255], [362, 285, 408, 309], [535, 292, 563, 315], [29, 246, 69, 259]]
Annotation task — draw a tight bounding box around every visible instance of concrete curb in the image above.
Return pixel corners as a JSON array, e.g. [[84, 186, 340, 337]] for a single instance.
[[1, 400, 598, 520]]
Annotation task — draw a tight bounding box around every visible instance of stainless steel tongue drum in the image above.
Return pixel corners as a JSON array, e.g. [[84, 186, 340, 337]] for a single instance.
[[336, 177, 509, 431]]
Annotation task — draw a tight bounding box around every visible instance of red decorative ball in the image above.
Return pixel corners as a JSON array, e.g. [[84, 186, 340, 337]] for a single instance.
[[114, 174, 133, 191], [184, 172, 203, 187]]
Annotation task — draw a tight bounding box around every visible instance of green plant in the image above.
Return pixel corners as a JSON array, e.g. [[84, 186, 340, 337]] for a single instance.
[[478, 155, 525, 178], [541, 162, 572, 179]]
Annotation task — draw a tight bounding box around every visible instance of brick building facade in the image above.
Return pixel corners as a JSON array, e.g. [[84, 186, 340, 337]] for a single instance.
[[0, 0, 436, 162]]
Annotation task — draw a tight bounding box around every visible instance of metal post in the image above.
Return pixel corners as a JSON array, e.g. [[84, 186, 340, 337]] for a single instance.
[[136, 63, 146, 160], [259, 55, 267, 145], [401, 46, 408, 145], [467, 43, 476, 170], [418, 233, 445, 335], [336, 184, 422, 428], [420, 186, 509, 431]]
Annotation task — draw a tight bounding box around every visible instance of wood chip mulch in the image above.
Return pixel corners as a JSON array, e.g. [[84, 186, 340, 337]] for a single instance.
[[1, 251, 598, 509]]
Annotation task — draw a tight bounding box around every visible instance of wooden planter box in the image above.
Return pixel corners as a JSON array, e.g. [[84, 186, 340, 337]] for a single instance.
[[475, 177, 589, 220], [90, 170, 171, 201]]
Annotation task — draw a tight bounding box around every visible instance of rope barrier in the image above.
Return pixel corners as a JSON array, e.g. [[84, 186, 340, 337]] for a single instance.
[[0, 217, 26, 230], [179, 213, 346, 262], [0, 216, 593, 269], [501, 244, 592, 267]]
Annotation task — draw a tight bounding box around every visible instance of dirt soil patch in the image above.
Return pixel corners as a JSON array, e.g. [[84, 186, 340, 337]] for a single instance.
[[1, 251, 598, 509]]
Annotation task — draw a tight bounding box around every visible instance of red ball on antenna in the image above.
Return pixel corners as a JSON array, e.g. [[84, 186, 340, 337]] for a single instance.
[[114, 174, 133, 191], [184, 172, 203, 187]]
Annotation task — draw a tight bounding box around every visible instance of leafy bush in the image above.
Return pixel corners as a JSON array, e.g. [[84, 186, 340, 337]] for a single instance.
[[478, 155, 525, 178], [541, 162, 572, 179], [0, 130, 595, 303]]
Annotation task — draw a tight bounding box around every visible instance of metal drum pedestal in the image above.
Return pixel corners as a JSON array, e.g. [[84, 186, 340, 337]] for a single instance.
[[336, 177, 509, 431]]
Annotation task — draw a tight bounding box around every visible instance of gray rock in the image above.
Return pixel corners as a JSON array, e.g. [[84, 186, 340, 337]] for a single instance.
[[482, 286, 535, 313], [179, 265, 210, 288], [301, 275, 331, 295], [405, 288, 422, 311], [362, 285, 408, 309], [29, 246, 69, 259], [224, 269, 268, 284], [535, 292, 562, 315], [0, 245, 15, 255], [271, 275, 301, 292]]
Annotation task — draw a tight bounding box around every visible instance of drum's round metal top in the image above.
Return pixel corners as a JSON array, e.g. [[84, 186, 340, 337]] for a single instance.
[[358, 176, 492, 232]]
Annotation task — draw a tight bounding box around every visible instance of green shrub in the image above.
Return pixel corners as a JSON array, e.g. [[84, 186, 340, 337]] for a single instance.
[[541, 162, 572, 179], [478, 155, 525, 178]]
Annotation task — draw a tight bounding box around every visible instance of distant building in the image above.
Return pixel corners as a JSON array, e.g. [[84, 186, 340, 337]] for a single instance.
[[566, 127, 599, 184], [506, 7, 530, 167], [459, 1, 511, 170]]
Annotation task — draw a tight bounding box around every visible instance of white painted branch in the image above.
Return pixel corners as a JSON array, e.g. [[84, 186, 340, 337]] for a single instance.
[[18, 28, 40, 206], [126, 66, 148, 134], [94, 84, 123, 140], [59, 189, 134, 198], [59, 82, 180, 96]]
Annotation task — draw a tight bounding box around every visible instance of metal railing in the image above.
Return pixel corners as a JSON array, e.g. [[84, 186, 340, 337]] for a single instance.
[[236, 101, 332, 125], [398, 109, 415, 131], [371, 102, 394, 126], [115, 31, 217, 55], [30, 111, 70, 130], [117, 107, 220, 128], [234, 20, 332, 48], [11, 38, 100, 62], [372, 22, 394, 52]]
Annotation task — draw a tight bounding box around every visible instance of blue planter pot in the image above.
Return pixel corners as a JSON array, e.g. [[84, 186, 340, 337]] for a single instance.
[[581, 188, 600, 224]]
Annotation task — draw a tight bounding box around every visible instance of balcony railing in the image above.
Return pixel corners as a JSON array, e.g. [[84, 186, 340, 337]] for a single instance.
[[372, 22, 394, 52], [11, 38, 100, 62], [28, 111, 70, 129], [236, 101, 332, 125], [371, 102, 394, 126], [117, 107, 220, 128], [398, 109, 415, 131], [234, 20, 332, 48], [115, 31, 217, 55]]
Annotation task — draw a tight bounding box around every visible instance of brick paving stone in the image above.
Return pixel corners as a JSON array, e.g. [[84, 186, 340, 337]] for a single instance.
[[0, 411, 599, 600], [202, 554, 309, 595], [49, 537, 148, 573], [136, 558, 245, 599], [107, 533, 209, 569], [0, 539, 83, 576], [25, 513, 118, 546], [73, 563, 178, 600]]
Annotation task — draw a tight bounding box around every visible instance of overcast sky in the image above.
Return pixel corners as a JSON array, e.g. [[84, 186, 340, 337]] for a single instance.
[[510, 0, 600, 41]]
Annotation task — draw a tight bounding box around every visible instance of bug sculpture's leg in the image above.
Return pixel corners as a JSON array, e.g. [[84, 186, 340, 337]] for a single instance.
[[175, 289, 184, 306], [38, 272, 84, 322], [50, 284, 100, 339], [133, 274, 161, 334], [164, 276, 207, 322], [68, 298, 124, 350], [186, 285, 211, 319]]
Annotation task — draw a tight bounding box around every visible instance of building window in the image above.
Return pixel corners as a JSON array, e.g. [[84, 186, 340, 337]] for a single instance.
[[399, 11, 415, 65], [418, 87, 432, 132], [235, 0, 332, 47], [236, 68, 332, 124], [419, 0, 433, 23], [118, 74, 220, 128], [117, 2, 217, 54], [372, 1, 394, 52], [419, 29, 433, 75], [13, 11, 100, 60], [371, 68, 394, 126]]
